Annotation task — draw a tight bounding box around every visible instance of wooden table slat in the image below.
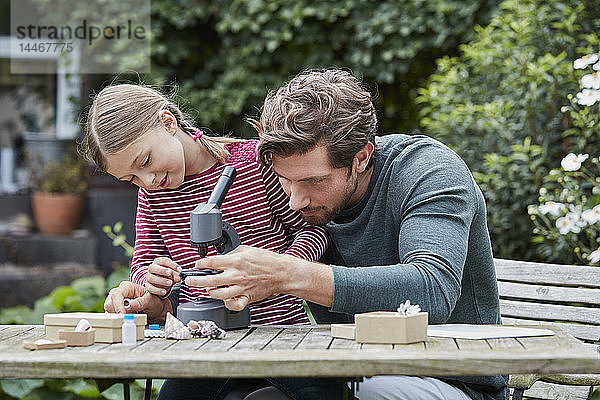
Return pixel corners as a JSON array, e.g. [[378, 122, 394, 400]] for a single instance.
[[263, 327, 309, 350], [199, 328, 252, 352], [330, 337, 361, 350], [393, 341, 426, 351], [455, 338, 491, 351], [486, 337, 526, 351], [296, 326, 332, 350], [424, 337, 458, 351]]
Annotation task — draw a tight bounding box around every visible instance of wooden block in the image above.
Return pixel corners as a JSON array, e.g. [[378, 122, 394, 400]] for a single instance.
[[331, 324, 356, 340], [22, 339, 67, 350], [44, 313, 147, 343], [355, 311, 428, 344], [59, 328, 95, 346]]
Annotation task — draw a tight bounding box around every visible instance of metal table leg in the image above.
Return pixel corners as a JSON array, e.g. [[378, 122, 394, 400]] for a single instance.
[[123, 380, 130, 400], [145, 379, 153, 400], [342, 377, 361, 400]]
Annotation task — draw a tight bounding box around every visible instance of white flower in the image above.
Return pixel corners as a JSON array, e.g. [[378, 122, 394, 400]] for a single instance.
[[594, 62, 600, 71], [576, 89, 600, 106], [538, 201, 566, 216], [574, 54, 599, 69], [589, 249, 600, 264], [581, 73, 600, 89], [582, 204, 600, 224], [567, 204, 586, 226], [396, 300, 421, 316], [561, 153, 589, 171], [556, 216, 580, 234]]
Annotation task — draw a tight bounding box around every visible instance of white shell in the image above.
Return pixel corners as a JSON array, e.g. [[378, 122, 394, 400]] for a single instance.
[[144, 329, 165, 338], [75, 319, 92, 332], [165, 312, 191, 340]]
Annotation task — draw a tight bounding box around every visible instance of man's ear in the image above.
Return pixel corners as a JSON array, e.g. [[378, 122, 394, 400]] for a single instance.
[[159, 110, 178, 135], [354, 142, 374, 173]]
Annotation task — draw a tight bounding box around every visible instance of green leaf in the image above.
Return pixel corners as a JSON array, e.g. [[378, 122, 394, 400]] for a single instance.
[[49, 287, 78, 309], [0, 379, 45, 398], [100, 382, 125, 400], [63, 379, 101, 398], [72, 276, 106, 299], [106, 268, 131, 292]]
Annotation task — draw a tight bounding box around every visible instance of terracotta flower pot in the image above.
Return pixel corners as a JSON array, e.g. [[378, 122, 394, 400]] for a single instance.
[[32, 192, 85, 235]]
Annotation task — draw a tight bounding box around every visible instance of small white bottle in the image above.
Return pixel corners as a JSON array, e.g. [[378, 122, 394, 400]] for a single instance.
[[122, 314, 137, 345]]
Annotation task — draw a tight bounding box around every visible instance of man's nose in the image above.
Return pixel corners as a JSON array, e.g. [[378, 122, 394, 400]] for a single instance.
[[288, 186, 310, 211]]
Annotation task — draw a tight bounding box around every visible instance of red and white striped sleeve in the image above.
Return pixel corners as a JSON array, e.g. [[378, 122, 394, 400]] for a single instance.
[[258, 161, 329, 261], [130, 189, 170, 285]]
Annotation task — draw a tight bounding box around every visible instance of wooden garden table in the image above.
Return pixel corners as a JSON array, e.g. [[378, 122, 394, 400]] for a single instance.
[[0, 324, 598, 398]]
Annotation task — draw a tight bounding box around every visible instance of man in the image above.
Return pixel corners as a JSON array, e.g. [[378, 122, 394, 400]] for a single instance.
[[105, 69, 508, 400], [184, 69, 508, 400]]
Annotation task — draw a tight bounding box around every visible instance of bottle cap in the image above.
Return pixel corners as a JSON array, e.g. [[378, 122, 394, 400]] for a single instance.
[[148, 324, 160, 330], [124, 314, 135, 320]]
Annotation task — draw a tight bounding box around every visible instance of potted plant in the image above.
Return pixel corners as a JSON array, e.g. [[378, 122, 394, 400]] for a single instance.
[[29, 143, 89, 235]]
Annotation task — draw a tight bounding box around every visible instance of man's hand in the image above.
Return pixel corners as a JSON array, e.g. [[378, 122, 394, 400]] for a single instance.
[[186, 245, 290, 311], [104, 281, 172, 323]]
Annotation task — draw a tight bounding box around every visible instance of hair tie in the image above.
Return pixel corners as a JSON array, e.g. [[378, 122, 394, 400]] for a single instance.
[[193, 130, 204, 141]]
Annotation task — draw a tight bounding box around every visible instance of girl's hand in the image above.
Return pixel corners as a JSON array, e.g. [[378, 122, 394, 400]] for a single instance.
[[145, 257, 182, 296]]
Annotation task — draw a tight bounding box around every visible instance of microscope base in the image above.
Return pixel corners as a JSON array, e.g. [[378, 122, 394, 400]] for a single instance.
[[177, 298, 250, 330]]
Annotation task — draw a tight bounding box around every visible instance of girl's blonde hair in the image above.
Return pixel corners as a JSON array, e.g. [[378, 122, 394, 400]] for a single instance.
[[84, 84, 236, 171]]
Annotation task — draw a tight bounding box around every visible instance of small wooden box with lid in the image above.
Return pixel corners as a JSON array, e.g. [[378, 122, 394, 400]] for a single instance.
[[44, 312, 147, 343]]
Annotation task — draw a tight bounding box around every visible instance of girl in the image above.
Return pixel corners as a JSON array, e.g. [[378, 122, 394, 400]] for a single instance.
[[84, 83, 328, 326]]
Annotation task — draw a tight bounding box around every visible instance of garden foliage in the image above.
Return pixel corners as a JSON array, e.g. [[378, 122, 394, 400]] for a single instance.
[[147, 0, 498, 135], [418, 0, 600, 261], [528, 53, 600, 264]]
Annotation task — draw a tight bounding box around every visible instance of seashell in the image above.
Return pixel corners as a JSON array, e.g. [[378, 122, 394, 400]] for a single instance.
[[144, 329, 165, 338], [187, 320, 200, 331], [165, 312, 191, 340], [75, 319, 92, 332], [187, 319, 226, 339]]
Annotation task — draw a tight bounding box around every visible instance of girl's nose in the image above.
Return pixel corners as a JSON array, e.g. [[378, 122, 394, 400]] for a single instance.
[[140, 171, 155, 188]]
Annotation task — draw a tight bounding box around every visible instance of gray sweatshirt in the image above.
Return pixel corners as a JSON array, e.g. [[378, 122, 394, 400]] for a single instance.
[[311, 134, 508, 400]]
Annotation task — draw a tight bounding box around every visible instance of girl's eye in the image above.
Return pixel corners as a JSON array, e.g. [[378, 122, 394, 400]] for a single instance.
[[142, 155, 151, 167]]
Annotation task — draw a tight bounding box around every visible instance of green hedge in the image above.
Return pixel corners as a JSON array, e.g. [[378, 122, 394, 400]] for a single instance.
[[146, 0, 499, 135], [417, 0, 600, 261]]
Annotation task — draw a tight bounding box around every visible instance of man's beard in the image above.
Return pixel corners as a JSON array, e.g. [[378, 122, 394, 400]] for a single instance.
[[301, 171, 359, 226]]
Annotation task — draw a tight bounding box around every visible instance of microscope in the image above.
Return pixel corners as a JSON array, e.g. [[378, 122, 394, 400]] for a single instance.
[[174, 166, 251, 329]]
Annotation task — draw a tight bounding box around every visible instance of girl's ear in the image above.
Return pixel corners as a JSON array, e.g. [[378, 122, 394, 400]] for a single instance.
[[159, 110, 178, 135]]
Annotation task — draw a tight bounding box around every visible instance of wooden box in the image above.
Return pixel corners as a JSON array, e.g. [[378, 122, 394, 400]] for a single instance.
[[44, 313, 147, 343], [331, 323, 356, 340], [59, 328, 95, 346], [355, 311, 428, 344]]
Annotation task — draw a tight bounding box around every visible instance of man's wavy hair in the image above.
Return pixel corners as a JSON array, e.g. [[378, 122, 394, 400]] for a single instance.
[[251, 69, 378, 170]]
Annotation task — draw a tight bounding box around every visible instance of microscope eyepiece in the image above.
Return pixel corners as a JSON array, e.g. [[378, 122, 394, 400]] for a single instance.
[[207, 166, 237, 208]]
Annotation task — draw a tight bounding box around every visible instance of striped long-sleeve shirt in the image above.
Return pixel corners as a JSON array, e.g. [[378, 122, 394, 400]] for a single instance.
[[131, 140, 328, 325]]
